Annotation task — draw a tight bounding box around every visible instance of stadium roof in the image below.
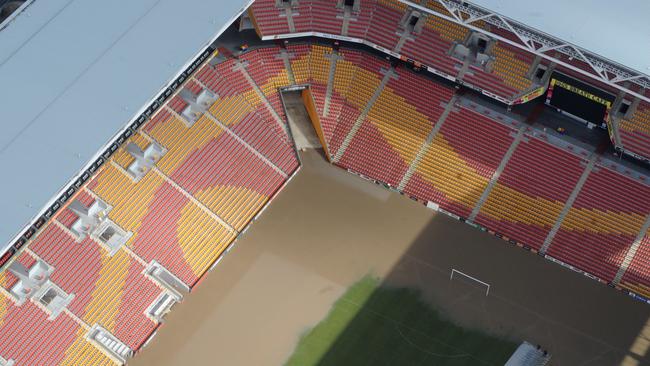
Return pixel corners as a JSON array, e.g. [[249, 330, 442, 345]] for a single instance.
[[0, 0, 251, 254], [470, 0, 650, 77]]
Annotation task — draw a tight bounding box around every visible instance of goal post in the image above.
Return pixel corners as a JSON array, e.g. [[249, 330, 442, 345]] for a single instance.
[[450, 269, 491, 296]]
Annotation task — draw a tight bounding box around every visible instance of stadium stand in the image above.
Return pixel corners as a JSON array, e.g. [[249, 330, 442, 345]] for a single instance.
[[619, 102, 650, 159], [2, 24, 650, 364], [405, 106, 515, 218], [364, 0, 404, 51], [227, 42, 650, 303], [0, 48, 298, 365], [249, 0, 291, 35], [621, 232, 650, 297], [248, 0, 542, 103], [547, 165, 650, 283], [476, 136, 587, 250]]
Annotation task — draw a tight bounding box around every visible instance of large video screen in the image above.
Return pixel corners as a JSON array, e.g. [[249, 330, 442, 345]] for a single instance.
[[546, 72, 614, 125]]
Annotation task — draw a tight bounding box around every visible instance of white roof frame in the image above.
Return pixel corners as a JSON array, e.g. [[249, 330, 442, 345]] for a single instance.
[[400, 0, 650, 102], [0, 0, 253, 260]]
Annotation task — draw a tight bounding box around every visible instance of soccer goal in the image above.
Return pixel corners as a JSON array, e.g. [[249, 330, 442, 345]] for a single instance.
[[450, 269, 491, 296]]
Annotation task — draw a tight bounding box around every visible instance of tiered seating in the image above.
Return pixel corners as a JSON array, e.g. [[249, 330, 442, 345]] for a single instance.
[[405, 107, 513, 218], [547, 166, 650, 282], [219, 49, 298, 173], [0, 301, 115, 366], [194, 61, 244, 98], [339, 117, 410, 186], [213, 55, 293, 148], [233, 109, 298, 175], [400, 2, 468, 77], [307, 44, 332, 85], [620, 103, 650, 159], [319, 49, 360, 146], [365, 0, 404, 51], [30, 224, 161, 350], [287, 44, 312, 84], [620, 232, 650, 297], [291, 0, 311, 33], [425, 1, 472, 40], [244, 48, 292, 129], [339, 69, 451, 186], [148, 115, 225, 175], [309, 0, 344, 35], [249, 0, 290, 35], [387, 68, 454, 123], [170, 132, 287, 231], [304, 45, 340, 147], [0, 44, 302, 365], [490, 42, 534, 93], [248, 0, 546, 105], [343, 56, 384, 109], [476, 136, 586, 249], [346, 0, 376, 39], [463, 65, 518, 100], [0, 257, 115, 365], [89, 161, 166, 237], [1, 252, 35, 290]]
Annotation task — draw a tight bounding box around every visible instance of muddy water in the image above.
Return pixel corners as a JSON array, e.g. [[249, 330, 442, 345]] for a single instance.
[[132, 149, 650, 366], [131, 150, 435, 366]]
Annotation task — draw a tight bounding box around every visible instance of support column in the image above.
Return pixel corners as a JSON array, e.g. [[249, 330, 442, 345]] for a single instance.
[[540, 155, 597, 254], [468, 125, 527, 221], [332, 67, 398, 163]]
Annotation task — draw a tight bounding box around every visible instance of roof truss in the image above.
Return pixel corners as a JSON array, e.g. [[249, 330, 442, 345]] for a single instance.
[[400, 0, 650, 102]]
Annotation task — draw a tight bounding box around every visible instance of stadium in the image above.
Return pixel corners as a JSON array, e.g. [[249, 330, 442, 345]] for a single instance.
[[0, 0, 649, 365]]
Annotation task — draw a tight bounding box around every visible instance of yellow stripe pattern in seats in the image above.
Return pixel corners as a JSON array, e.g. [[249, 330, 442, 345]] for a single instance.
[[492, 44, 533, 92], [147, 115, 224, 176], [368, 86, 432, 164], [82, 249, 131, 331], [61, 329, 117, 366], [177, 198, 237, 277], [561, 207, 647, 236], [620, 108, 650, 135], [479, 183, 564, 227], [111, 134, 150, 169], [290, 50, 311, 84], [424, 1, 469, 41], [193, 186, 268, 232], [416, 134, 490, 209], [379, 0, 407, 12], [209, 94, 256, 126], [332, 57, 357, 100], [345, 65, 382, 110], [309, 45, 332, 84]]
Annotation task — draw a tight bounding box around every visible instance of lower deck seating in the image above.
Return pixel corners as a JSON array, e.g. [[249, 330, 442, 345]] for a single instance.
[[547, 166, 650, 282], [476, 136, 586, 250], [30, 224, 161, 350], [405, 107, 514, 218], [249, 0, 543, 105], [0, 44, 299, 365]]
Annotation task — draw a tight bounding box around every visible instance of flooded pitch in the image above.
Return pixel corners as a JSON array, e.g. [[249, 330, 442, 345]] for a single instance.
[[132, 150, 650, 366]]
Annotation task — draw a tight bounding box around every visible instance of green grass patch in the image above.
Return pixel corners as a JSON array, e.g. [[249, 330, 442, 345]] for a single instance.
[[285, 276, 517, 366]]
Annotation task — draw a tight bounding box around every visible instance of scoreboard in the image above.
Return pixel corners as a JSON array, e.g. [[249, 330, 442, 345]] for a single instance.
[[545, 72, 614, 127]]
